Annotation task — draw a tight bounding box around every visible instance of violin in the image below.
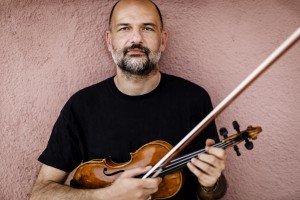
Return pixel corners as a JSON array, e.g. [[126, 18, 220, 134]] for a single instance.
[[70, 124, 262, 199]]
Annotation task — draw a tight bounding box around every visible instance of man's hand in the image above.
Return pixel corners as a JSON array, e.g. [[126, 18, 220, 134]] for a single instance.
[[100, 166, 162, 200], [187, 139, 226, 187], [31, 165, 161, 200]]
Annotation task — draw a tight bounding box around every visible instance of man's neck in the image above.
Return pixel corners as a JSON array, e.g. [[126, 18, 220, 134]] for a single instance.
[[114, 68, 161, 96]]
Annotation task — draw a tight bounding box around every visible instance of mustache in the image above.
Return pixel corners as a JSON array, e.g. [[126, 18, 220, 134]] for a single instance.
[[123, 44, 150, 56]]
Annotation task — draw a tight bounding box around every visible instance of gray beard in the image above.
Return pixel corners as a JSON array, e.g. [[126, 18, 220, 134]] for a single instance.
[[111, 44, 161, 76], [119, 55, 156, 76]]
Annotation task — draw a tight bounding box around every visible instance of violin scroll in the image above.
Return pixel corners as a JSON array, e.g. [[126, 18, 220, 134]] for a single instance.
[[246, 125, 261, 140], [219, 121, 262, 156]]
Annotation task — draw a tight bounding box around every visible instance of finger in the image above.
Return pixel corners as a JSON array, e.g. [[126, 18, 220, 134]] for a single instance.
[[134, 178, 162, 197], [144, 187, 159, 196], [142, 177, 162, 189], [199, 152, 226, 173], [120, 166, 152, 178], [199, 153, 220, 166], [191, 157, 218, 175], [205, 146, 226, 160], [205, 139, 215, 146], [187, 162, 216, 186]]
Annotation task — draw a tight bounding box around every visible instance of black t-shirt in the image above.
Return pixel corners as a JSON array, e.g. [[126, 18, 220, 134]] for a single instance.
[[38, 73, 219, 199]]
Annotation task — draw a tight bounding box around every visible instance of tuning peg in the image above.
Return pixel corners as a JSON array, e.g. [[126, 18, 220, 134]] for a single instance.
[[220, 127, 241, 156], [245, 138, 254, 150], [219, 127, 228, 139], [232, 121, 241, 132], [234, 145, 241, 156]]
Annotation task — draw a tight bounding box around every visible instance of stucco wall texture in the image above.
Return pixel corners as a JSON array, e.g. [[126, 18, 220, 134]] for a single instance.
[[1, 0, 299, 199]]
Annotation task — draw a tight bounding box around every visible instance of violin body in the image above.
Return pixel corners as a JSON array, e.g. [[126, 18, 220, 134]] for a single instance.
[[71, 140, 183, 199]]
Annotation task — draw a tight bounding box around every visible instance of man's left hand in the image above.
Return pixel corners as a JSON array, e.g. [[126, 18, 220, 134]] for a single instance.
[[187, 139, 226, 187]]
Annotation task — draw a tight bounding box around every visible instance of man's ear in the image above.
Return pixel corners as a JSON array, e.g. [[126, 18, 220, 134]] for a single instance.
[[160, 30, 168, 52], [106, 30, 112, 52]]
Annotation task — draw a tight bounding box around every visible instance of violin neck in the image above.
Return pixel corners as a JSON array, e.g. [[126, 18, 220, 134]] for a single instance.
[[155, 137, 240, 177]]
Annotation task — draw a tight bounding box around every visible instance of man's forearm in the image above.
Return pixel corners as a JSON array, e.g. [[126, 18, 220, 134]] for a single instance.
[[197, 174, 227, 200], [30, 181, 108, 200]]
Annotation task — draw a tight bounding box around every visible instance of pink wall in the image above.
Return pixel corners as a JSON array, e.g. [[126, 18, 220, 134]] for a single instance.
[[1, 0, 299, 199]]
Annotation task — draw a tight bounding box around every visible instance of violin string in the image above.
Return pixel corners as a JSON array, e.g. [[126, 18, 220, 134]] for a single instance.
[[169, 142, 223, 163], [166, 141, 232, 167], [165, 142, 232, 169], [160, 140, 236, 176], [154, 140, 238, 176]]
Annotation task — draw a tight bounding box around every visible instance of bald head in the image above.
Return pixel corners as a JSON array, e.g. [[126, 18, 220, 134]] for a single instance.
[[109, 0, 163, 30]]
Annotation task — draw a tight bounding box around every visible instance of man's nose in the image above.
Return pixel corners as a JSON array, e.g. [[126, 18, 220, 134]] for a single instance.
[[130, 29, 143, 44]]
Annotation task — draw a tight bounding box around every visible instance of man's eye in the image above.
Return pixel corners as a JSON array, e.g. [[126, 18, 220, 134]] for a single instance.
[[143, 27, 154, 31], [118, 27, 129, 31]]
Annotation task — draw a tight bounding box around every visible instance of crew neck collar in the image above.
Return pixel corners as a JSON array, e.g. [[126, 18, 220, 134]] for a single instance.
[[109, 72, 166, 100]]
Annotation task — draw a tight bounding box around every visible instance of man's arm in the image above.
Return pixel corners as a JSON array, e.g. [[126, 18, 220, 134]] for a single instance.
[[30, 164, 101, 200], [30, 164, 162, 200]]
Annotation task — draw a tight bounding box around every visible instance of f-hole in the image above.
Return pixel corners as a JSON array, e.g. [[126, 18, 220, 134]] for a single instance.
[[103, 168, 124, 176]]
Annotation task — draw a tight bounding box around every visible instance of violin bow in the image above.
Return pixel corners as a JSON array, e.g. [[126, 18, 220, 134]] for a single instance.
[[143, 27, 300, 179]]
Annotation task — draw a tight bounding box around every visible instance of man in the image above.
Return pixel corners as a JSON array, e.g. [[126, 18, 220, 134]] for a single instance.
[[30, 0, 227, 199]]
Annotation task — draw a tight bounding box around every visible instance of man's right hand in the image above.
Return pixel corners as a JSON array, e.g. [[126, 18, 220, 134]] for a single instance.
[[96, 166, 162, 200], [30, 164, 162, 200]]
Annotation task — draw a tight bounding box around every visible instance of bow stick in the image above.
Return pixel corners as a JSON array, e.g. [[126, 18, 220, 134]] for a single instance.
[[143, 27, 300, 179]]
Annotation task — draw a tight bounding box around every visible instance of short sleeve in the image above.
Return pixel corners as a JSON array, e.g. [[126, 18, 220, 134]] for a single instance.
[[38, 104, 83, 172]]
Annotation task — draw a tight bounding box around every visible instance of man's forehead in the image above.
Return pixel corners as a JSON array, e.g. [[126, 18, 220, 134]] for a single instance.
[[111, 0, 160, 26], [114, 0, 156, 11]]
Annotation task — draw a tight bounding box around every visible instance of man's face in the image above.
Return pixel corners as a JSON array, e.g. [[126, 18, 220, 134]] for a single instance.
[[106, 0, 167, 76]]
